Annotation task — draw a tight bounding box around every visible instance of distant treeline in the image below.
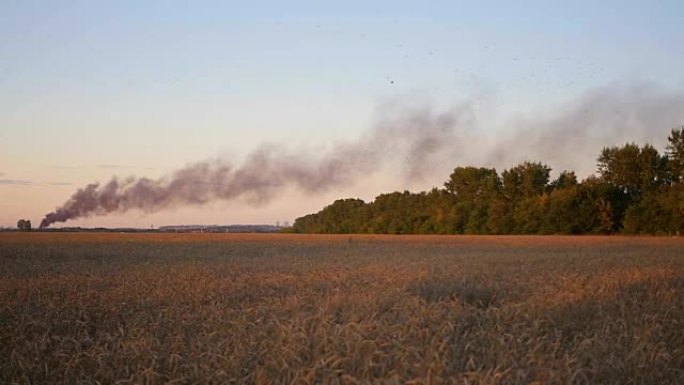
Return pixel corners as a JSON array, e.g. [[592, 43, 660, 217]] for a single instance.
[[294, 128, 684, 235], [158, 225, 281, 233], [25, 225, 281, 233]]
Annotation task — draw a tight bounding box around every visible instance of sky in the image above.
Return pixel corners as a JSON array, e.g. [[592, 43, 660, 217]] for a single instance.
[[1, 0, 683, 228]]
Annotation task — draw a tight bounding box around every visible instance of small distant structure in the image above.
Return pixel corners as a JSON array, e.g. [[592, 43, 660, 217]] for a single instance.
[[274, 221, 290, 229]]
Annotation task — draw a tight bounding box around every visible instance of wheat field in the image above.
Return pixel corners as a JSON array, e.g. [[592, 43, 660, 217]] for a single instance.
[[1, 233, 683, 384]]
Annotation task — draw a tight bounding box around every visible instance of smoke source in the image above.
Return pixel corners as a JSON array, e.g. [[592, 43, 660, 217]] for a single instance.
[[40, 82, 684, 228]]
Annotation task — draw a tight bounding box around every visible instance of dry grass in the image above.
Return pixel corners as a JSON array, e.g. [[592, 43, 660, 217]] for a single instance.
[[1, 233, 683, 384]]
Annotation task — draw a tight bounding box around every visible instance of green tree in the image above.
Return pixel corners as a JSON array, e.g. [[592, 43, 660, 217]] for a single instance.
[[624, 184, 684, 235], [420, 188, 459, 234], [17, 219, 32, 231], [444, 167, 500, 234], [544, 186, 582, 234], [659, 183, 684, 234], [597, 143, 667, 199], [294, 129, 681, 235], [369, 191, 434, 234], [502, 162, 551, 199], [512, 195, 548, 234], [549, 170, 578, 191], [293, 199, 368, 233], [575, 176, 624, 234], [496, 162, 551, 233], [445, 167, 500, 201], [486, 198, 514, 234], [666, 127, 684, 183]]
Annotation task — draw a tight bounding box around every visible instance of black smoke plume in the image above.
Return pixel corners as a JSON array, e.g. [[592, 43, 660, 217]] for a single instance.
[[40, 82, 684, 228], [40, 102, 471, 228]]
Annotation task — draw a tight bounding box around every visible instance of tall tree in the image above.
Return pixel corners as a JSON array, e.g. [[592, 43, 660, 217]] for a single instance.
[[16, 219, 32, 231], [445, 167, 500, 201], [544, 186, 582, 234], [666, 127, 684, 183], [502, 162, 551, 199], [575, 177, 621, 234], [444, 167, 500, 234], [597, 143, 667, 199], [549, 170, 578, 191]]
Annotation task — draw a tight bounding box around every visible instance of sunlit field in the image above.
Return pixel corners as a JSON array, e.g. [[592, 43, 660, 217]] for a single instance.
[[1, 233, 683, 384]]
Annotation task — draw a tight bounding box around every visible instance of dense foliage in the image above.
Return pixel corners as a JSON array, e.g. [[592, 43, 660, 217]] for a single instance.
[[16, 219, 32, 231], [295, 128, 684, 235]]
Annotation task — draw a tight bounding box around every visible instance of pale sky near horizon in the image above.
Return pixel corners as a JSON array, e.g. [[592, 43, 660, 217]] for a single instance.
[[1, 1, 683, 228]]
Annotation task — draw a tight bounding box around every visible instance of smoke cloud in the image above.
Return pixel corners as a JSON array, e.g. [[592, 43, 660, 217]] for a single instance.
[[492, 82, 684, 175], [40, 82, 684, 228], [40, 103, 470, 228]]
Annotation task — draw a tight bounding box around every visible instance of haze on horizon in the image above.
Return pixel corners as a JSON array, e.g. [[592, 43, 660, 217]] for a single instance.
[[1, 1, 683, 228]]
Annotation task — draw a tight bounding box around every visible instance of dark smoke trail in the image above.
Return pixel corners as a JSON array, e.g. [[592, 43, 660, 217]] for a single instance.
[[40, 101, 475, 228], [40, 82, 684, 227]]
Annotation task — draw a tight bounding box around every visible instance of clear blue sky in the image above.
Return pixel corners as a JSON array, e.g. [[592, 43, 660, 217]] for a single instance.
[[1, 1, 683, 227]]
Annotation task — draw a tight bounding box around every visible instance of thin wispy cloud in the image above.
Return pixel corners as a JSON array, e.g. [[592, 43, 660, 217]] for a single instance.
[[0, 179, 32, 186], [98, 164, 155, 171], [50, 165, 77, 170], [48, 182, 73, 186]]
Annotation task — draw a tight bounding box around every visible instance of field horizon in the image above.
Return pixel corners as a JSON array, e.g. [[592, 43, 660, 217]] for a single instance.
[[2, 233, 683, 384], [4, 231, 684, 243]]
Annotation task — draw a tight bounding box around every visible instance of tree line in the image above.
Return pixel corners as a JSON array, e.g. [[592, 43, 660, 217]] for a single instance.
[[293, 128, 684, 235]]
